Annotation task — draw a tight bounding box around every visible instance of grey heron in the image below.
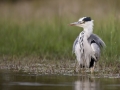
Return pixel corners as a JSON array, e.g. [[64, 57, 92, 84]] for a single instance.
[[70, 17, 106, 73]]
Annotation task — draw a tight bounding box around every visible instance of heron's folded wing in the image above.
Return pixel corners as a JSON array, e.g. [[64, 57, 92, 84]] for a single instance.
[[88, 34, 106, 48], [88, 34, 106, 60], [91, 43, 100, 60]]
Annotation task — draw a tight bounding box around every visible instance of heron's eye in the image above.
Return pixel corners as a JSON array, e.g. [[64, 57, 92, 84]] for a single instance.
[[81, 21, 85, 24], [79, 21, 85, 24]]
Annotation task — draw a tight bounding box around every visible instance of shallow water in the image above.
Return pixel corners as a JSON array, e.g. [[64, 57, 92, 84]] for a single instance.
[[0, 70, 120, 90]]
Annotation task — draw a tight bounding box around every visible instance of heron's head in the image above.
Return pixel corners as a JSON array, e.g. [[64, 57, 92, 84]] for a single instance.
[[70, 17, 94, 29]]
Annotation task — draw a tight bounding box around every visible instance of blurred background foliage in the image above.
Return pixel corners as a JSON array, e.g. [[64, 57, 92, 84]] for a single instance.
[[0, 0, 120, 61]]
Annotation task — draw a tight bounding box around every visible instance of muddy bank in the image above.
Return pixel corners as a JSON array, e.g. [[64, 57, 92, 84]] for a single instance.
[[0, 56, 119, 77]]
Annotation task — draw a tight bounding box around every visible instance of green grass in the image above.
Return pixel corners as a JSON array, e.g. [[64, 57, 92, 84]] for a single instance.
[[0, 16, 120, 62], [0, 19, 74, 59], [0, 17, 120, 61]]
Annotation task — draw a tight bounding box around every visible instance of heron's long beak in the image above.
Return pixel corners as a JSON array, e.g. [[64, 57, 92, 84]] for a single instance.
[[69, 22, 79, 26]]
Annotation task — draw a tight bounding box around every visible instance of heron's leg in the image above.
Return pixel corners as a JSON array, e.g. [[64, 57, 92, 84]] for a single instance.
[[74, 60, 78, 72], [90, 62, 95, 74], [90, 67, 94, 74], [76, 62, 80, 73], [74, 60, 81, 73], [84, 59, 88, 73]]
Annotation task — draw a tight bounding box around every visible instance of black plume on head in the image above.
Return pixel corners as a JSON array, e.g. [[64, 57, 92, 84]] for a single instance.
[[83, 17, 91, 22]]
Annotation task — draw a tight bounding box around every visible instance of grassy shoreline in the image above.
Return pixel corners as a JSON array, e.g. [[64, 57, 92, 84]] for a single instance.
[[0, 56, 119, 75]]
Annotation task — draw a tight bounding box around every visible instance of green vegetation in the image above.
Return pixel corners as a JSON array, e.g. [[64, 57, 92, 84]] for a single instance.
[[0, 16, 120, 61], [0, 19, 74, 59]]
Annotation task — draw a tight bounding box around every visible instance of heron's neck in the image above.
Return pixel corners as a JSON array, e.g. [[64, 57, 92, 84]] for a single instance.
[[83, 26, 93, 38]]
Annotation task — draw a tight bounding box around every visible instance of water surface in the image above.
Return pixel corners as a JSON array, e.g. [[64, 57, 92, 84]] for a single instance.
[[0, 70, 120, 90]]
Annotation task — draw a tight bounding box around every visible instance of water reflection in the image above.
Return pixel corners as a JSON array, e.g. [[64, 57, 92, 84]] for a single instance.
[[0, 71, 120, 90], [74, 76, 100, 90]]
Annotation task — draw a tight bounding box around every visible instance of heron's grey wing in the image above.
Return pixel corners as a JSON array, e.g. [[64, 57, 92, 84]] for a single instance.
[[88, 34, 106, 60], [88, 34, 106, 48], [91, 43, 100, 60], [72, 36, 79, 53]]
